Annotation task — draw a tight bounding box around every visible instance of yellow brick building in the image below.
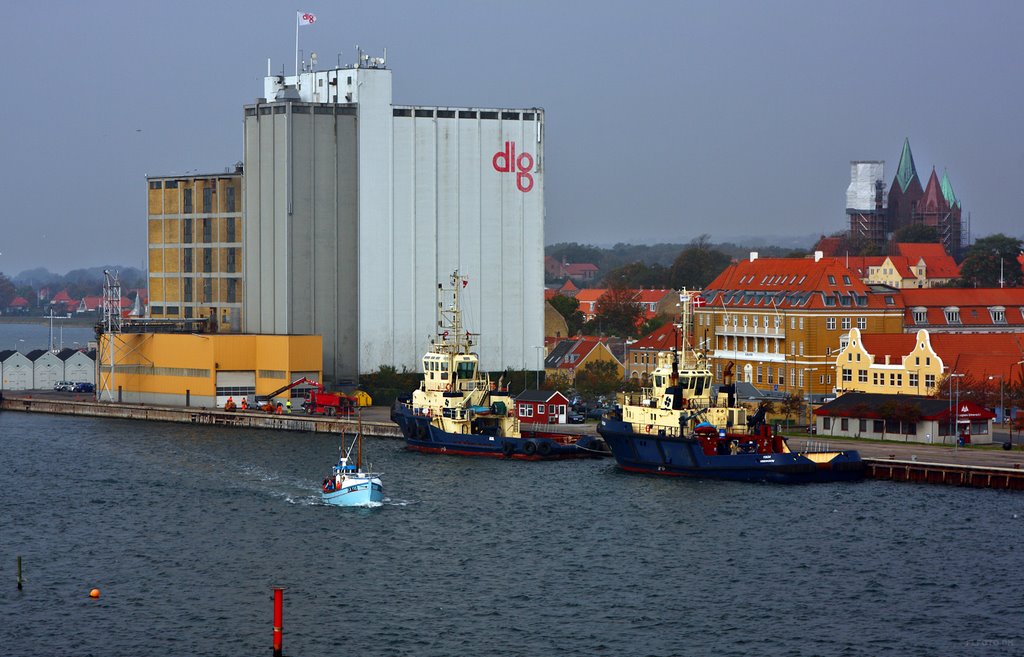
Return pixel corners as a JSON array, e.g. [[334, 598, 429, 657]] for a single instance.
[[697, 254, 905, 401], [833, 328, 944, 396], [97, 332, 322, 408], [147, 169, 243, 330]]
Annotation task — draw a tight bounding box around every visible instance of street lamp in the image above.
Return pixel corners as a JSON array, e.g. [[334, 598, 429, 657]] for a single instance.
[[949, 372, 965, 449], [988, 374, 1004, 426]]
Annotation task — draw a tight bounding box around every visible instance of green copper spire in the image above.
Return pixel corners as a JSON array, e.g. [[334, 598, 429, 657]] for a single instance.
[[940, 169, 959, 208], [895, 138, 918, 192]]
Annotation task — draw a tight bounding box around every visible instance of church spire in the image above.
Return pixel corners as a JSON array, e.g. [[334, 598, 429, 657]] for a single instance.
[[940, 169, 960, 209], [895, 137, 919, 193]]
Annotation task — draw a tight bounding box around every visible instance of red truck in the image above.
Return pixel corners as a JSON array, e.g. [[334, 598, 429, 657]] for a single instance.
[[302, 389, 357, 416], [251, 376, 357, 416]]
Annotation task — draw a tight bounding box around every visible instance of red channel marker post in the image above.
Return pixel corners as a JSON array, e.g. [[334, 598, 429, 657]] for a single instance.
[[273, 587, 284, 657]]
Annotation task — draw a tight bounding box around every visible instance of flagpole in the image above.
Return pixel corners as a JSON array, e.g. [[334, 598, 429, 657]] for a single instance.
[[295, 12, 299, 76]]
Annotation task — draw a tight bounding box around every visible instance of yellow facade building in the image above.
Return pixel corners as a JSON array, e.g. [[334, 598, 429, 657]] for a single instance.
[[147, 169, 244, 330], [833, 328, 944, 396], [697, 254, 906, 401], [97, 332, 322, 408]]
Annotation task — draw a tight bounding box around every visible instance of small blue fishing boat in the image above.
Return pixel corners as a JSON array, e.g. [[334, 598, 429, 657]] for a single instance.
[[321, 419, 383, 506]]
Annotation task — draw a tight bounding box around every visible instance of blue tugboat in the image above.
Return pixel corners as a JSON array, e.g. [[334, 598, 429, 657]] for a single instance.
[[390, 271, 609, 460], [598, 292, 864, 484], [321, 417, 384, 506]]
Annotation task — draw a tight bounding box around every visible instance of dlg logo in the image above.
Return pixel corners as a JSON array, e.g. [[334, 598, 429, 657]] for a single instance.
[[492, 141, 534, 193]]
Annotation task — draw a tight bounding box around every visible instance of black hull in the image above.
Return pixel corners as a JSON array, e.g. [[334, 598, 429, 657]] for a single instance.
[[598, 419, 864, 484], [391, 402, 610, 460]]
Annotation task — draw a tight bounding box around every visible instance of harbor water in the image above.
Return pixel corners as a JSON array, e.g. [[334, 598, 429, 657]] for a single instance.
[[0, 320, 96, 353], [2, 411, 1022, 656]]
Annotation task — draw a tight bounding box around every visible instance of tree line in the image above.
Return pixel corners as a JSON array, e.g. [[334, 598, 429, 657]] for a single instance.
[[0, 267, 147, 313]]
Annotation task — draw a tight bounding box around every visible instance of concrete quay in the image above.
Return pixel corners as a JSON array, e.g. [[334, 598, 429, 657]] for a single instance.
[[0, 393, 404, 438], [788, 435, 1024, 490]]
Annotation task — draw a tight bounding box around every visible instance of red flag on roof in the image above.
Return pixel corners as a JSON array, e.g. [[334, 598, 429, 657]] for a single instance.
[[692, 294, 707, 308]]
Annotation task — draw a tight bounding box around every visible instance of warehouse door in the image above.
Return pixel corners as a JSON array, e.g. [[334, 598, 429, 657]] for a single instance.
[[216, 371, 256, 408], [34, 361, 61, 390]]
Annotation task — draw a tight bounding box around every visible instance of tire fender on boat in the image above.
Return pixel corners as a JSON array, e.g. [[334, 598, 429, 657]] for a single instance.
[[502, 441, 516, 457], [536, 441, 552, 457], [523, 441, 537, 456]]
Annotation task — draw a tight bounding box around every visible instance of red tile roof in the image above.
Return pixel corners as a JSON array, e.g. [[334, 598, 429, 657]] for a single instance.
[[8, 296, 28, 308], [556, 337, 605, 370], [859, 333, 918, 361], [894, 243, 960, 279], [930, 333, 1024, 381], [704, 257, 900, 310], [564, 263, 599, 276], [861, 330, 1024, 381], [629, 322, 680, 351], [901, 288, 1024, 328]]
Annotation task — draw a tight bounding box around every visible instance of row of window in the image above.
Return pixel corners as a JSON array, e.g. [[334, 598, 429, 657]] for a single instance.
[[148, 182, 238, 213], [392, 108, 536, 121], [179, 248, 239, 274], [714, 314, 870, 331], [517, 403, 567, 418], [181, 218, 238, 243], [215, 385, 256, 397], [839, 368, 936, 389], [154, 277, 239, 307], [912, 306, 1012, 325], [821, 417, 989, 437]]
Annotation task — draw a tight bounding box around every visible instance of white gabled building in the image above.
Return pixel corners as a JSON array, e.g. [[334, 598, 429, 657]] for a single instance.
[[27, 349, 63, 390], [58, 348, 96, 385], [1, 350, 33, 390]]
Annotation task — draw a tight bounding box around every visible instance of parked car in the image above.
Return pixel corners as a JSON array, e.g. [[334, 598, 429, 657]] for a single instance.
[[567, 411, 585, 424], [53, 381, 75, 392], [586, 406, 613, 420], [73, 382, 95, 393]]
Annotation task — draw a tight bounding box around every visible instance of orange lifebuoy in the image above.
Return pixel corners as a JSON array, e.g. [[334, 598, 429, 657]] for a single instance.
[[445, 384, 451, 392]]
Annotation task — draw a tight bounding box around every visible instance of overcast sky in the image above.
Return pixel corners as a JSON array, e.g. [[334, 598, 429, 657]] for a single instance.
[[1, 0, 1021, 275]]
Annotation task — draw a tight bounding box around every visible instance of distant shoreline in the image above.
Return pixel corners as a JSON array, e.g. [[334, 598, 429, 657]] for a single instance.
[[0, 316, 99, 328]]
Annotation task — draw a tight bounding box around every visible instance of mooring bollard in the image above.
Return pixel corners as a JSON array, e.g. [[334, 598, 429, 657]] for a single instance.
[[17, 556, 23, 590]]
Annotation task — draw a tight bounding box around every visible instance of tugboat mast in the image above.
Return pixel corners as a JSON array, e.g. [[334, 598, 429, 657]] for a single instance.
[[433, 270, 477, 356]]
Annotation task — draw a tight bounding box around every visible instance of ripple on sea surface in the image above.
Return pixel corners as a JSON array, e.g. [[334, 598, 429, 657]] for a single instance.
[[2, 412, 1023, 656]]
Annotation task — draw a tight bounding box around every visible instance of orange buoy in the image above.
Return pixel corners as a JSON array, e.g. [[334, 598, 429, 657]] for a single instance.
[[89, 588, 100, 598]]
